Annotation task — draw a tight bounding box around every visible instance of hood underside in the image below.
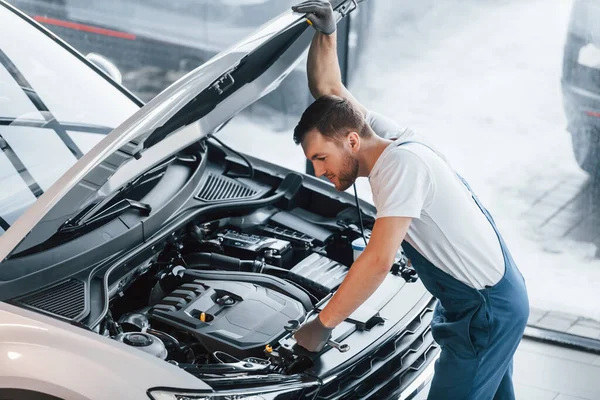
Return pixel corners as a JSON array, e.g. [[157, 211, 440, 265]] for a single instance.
[[0, 0, 359, 260]]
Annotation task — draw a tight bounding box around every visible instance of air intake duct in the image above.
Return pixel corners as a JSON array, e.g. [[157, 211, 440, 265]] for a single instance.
[[184, 252, 347, 299]]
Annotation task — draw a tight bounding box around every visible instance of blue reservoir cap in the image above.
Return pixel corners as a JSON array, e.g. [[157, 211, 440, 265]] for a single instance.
[[351, 237, 368, 250]]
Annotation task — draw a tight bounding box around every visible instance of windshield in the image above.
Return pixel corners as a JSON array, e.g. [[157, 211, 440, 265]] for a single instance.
[[0, 4, 139, 237]]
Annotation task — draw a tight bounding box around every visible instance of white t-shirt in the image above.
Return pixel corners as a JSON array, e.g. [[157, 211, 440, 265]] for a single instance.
[[365, 110, 505, 289]]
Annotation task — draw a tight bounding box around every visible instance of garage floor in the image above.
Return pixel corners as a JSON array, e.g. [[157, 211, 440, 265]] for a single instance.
[[518, 171, 600, 340], [522, 174, 598, 244], [414, 338, 600, 399]]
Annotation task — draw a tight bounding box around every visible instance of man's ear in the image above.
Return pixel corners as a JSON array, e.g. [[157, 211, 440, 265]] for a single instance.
[[347, 131, 360, 152]]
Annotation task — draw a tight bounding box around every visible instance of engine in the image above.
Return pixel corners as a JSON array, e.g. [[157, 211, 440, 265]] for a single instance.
[[149, 277, 305, 359], [99, 208, 347, 367], [102, 206, 414, 375]]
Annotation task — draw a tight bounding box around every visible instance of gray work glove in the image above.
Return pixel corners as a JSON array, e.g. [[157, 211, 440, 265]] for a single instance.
[[291, 0, 336, 35], [293, 315, 333, 352]]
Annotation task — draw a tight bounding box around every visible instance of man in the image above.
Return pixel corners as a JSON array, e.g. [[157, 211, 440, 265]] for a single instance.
[[289, 1, 530, 399]]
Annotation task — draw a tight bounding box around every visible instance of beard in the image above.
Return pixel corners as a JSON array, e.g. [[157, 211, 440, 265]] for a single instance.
[[335, 153, 359, 191]]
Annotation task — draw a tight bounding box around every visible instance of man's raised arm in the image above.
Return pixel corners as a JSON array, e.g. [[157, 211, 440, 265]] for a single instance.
[[292, 0, 367, 116]]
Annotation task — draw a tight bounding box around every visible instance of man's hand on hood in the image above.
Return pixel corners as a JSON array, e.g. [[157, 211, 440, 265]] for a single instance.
[[292, 0, 336, 35]]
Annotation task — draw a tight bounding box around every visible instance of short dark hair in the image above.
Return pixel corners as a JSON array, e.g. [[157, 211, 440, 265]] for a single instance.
[[293, 95, 370, 145]]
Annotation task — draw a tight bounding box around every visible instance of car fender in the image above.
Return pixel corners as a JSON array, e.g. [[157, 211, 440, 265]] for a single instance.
[[0, 302, 210, 399]]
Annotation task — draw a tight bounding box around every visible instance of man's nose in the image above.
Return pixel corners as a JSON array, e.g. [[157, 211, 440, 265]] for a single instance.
[[313, 163, 326, 178]]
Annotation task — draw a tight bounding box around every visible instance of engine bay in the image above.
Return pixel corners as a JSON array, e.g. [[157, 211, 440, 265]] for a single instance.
[[80, 140, 420, 379], [97, 201, 417, 377]]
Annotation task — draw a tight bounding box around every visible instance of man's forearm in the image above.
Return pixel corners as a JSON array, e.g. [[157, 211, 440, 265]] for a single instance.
[[307, 31, 343, 99], [318, 250, 390, 327], [306, 30, 367, 116]]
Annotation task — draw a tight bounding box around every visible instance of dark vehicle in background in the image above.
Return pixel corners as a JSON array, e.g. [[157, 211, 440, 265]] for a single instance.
[[561, 0, 600, 177], [7, 0, 372, 116]]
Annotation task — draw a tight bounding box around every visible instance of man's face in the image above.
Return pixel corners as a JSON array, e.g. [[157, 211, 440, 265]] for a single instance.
[[301, 129, 359, 191]]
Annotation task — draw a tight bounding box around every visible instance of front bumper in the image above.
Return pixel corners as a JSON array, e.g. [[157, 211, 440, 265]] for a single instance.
[[562, 82, 600, 133]]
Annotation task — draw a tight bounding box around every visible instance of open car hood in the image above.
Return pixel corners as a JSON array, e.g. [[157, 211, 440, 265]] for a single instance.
[[0, 0, 360, 261]]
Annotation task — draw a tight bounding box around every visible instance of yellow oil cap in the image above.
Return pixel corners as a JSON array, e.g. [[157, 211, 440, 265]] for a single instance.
[[265, 344, 273, 353]]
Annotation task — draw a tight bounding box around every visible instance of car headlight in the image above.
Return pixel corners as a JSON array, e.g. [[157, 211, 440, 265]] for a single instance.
[[578, 43, 600, 69], [148, 383, 319, 400]]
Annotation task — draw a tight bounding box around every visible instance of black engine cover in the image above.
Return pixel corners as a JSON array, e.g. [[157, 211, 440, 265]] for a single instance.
[[149, 278, 304, 358]]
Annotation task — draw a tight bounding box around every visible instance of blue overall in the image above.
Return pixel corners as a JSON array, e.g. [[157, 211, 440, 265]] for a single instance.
[[394, 142, 530, 399]]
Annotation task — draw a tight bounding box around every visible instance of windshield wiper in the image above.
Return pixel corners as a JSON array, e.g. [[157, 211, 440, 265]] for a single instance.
[[58, 198, 151, 234], [56, 153, 196, 235]]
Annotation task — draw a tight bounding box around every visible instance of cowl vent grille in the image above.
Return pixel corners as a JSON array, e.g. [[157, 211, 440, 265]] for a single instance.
[[17, 279, 86, 320], [196, 173, 257, 202]]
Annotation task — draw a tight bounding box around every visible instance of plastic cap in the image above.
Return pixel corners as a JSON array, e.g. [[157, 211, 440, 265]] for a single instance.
[[351, 237, 367, 251]]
